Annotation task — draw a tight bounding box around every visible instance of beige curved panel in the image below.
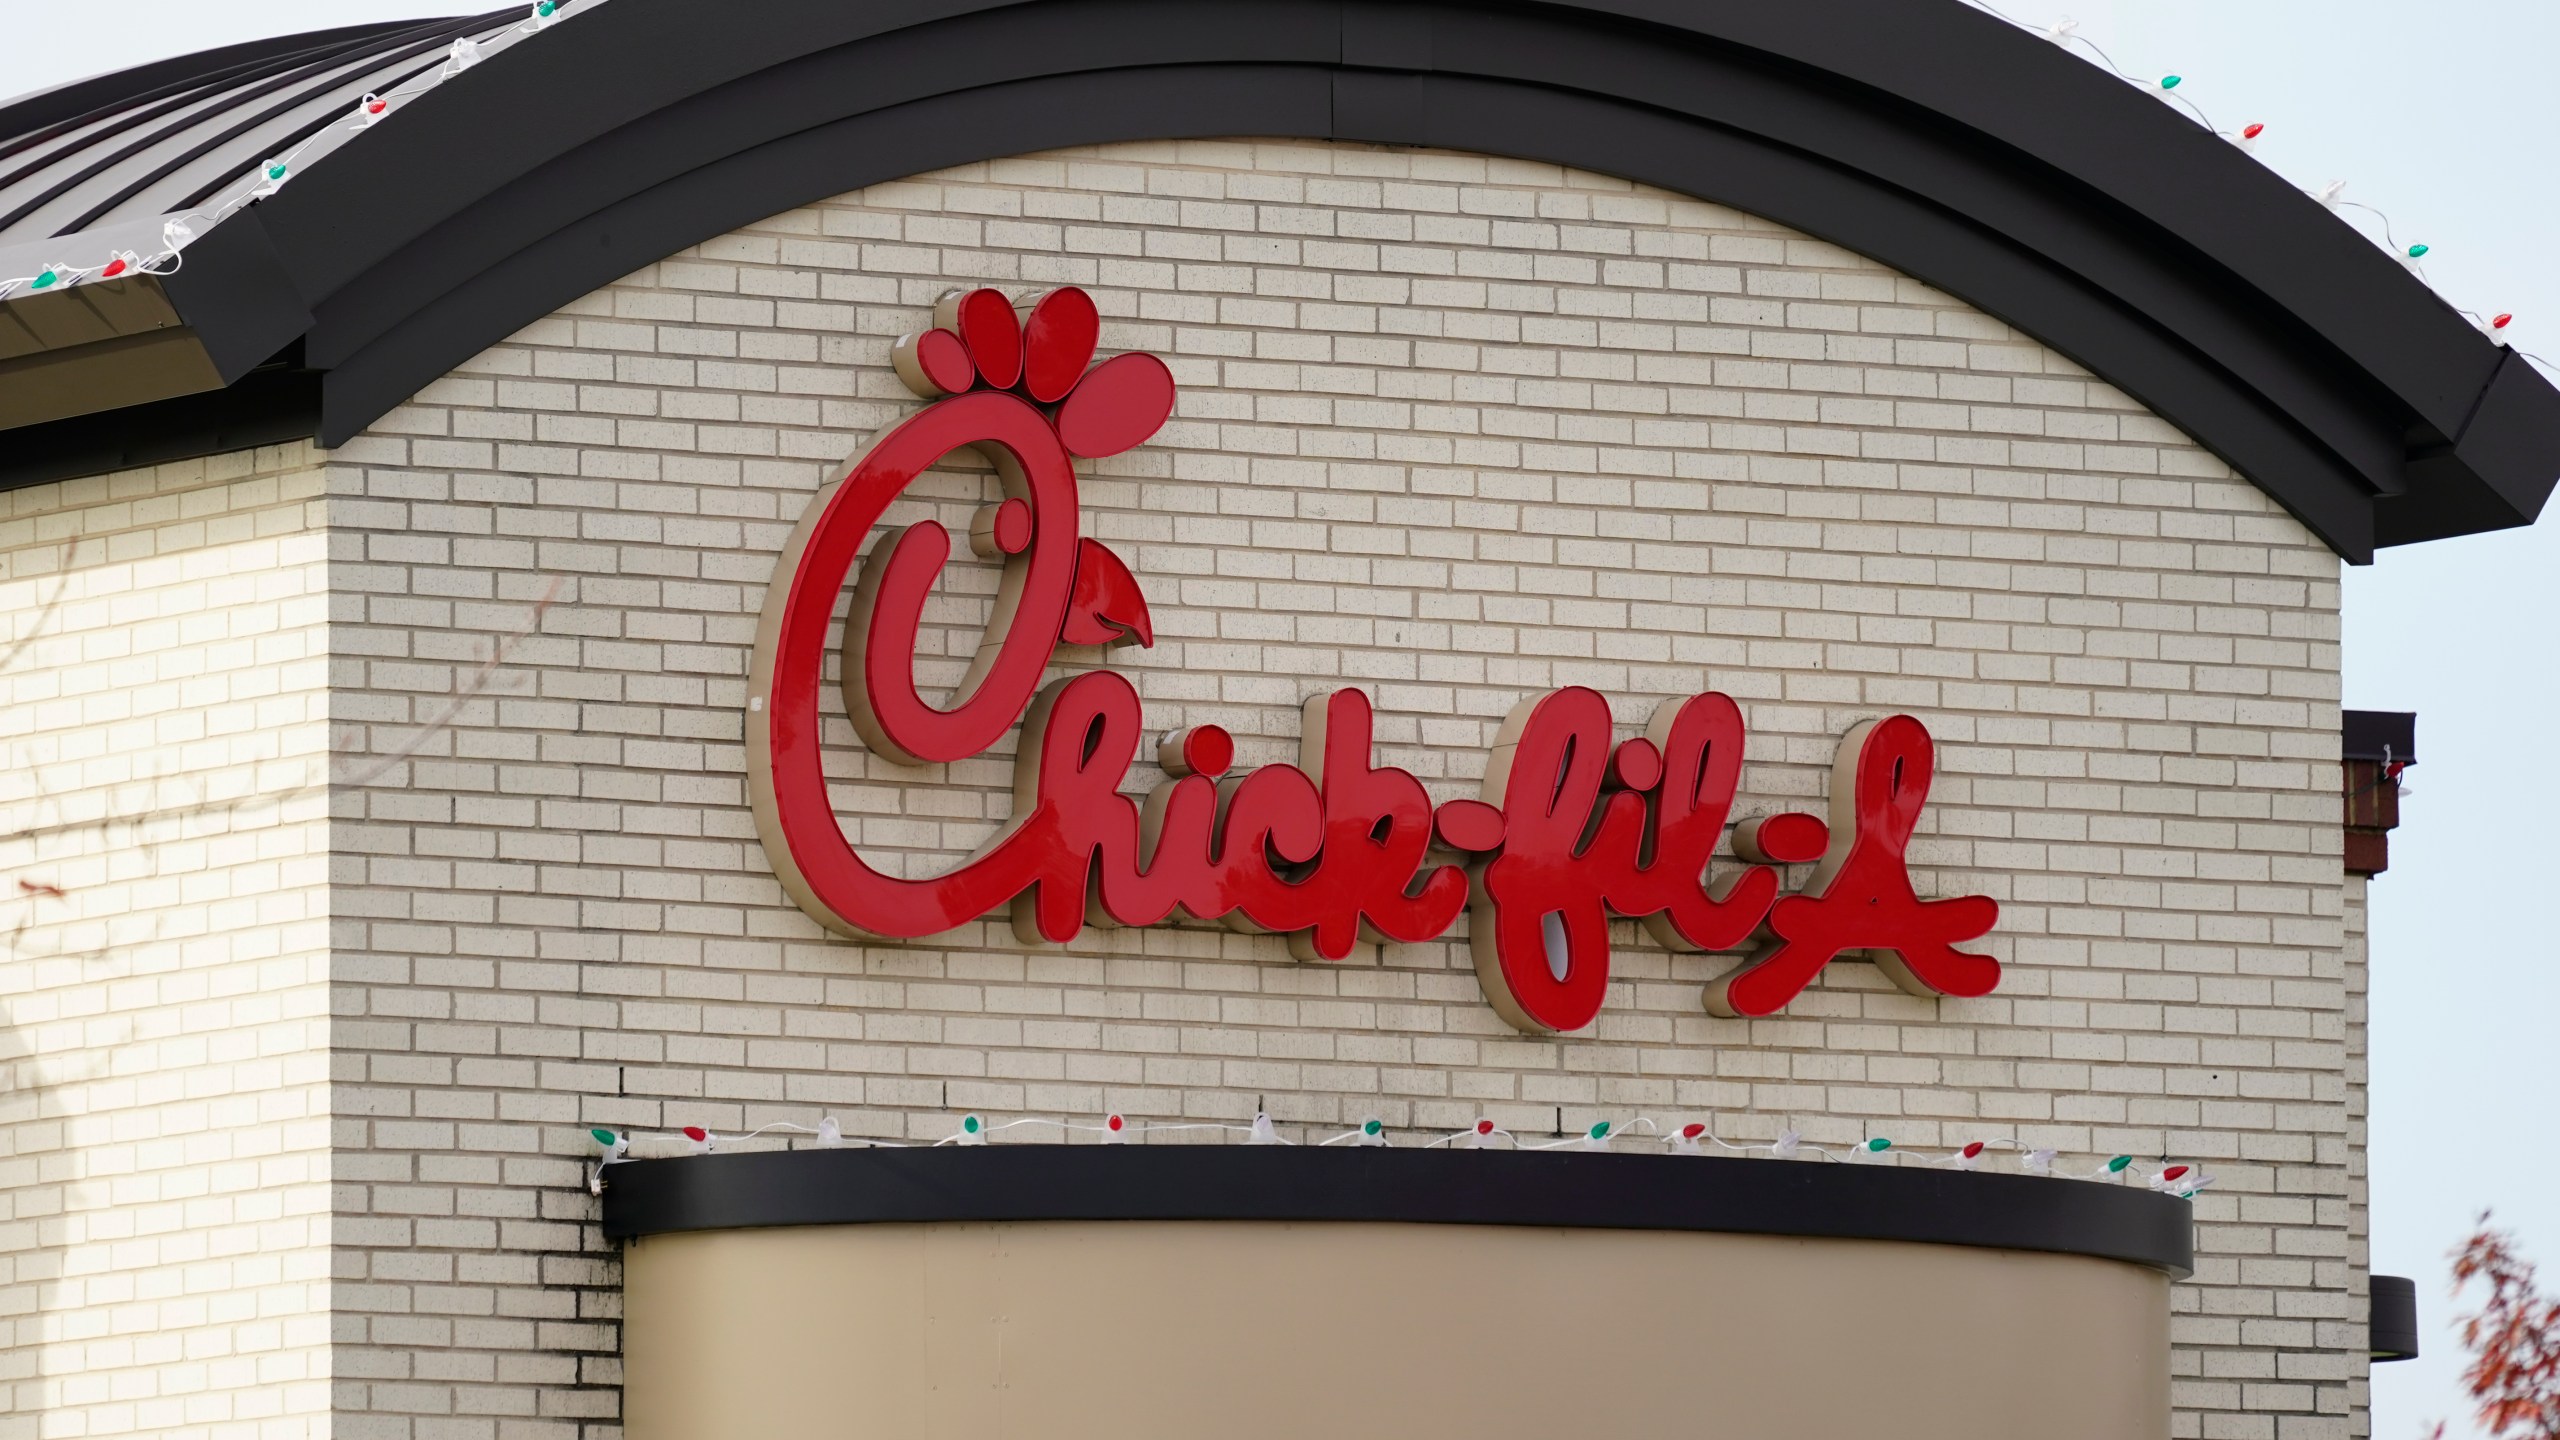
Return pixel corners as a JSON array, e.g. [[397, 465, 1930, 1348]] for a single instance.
[[624, 1221, 2169, 1440]]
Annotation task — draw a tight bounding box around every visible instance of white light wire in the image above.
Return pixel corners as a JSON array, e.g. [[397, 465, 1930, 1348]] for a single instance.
[[1953, 0, 2542, 366], [589, 1112, 2198, 1197]]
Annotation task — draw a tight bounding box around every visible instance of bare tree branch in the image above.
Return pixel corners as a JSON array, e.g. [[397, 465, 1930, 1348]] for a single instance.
[[0, 575, 566, 848], [0, 562, 566, 970]]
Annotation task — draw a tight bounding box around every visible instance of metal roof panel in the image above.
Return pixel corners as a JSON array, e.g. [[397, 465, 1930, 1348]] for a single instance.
[[0, 12, 516, 249]]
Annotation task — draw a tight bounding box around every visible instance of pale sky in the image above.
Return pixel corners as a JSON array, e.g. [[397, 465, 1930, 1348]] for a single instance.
[[6, 4, 2554, 1435]]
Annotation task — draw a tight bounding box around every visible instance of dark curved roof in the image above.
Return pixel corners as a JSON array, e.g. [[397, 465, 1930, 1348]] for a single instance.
[[2, 0, 2554, 561], [0, 14, 515, 247], [600, 1142, 2198, 1277]]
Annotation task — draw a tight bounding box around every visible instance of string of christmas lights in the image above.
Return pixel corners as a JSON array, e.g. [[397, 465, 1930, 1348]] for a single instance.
[[2, 0, 2538, 367], [0, 245, 186, 305], [1955, 0, 2537, 361], [583, 1114, 2217, 1200], [0, 1, 587, 303]]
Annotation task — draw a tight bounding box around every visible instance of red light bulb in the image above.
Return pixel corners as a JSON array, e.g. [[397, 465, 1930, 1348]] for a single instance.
[[1106, 1114, 1124, 1133], [1681, 1123, 1708, 1141], [2494, 314, 2514, 330], [1475, 1119, 1496, 1136], [1961, 1141, 1985, 1160], [2243, 123, 2264, 140]]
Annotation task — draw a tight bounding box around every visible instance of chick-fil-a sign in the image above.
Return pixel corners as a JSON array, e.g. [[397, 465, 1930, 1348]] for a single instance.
[[746, 287, 2000, 1032]]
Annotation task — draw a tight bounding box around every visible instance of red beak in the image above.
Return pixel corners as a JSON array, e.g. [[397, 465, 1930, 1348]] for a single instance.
[[1060, 538, 1154, 647]]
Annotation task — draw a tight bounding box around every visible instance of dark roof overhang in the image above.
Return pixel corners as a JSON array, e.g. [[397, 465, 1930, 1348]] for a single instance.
[[2, 0, 2554, 561], [600, 1142, 2200, 1278]]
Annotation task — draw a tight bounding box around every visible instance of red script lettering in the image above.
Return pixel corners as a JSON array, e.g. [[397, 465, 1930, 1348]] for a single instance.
[[746, 288, 2001, 1031]]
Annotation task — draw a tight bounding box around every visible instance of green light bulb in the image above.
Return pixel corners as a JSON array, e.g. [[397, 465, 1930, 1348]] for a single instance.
[[1362, 1119, 1384, 1137], [266, 162, 287, 181], [1864, 1138, 1892, 1152], [1588, 1122, 1612, 1141], [30, 268, 57, 290], [2408, 244, 2430, 259], [2106, 1155, 2132, 1173], [2160, 75, 2182, 90], [589, 1127, 618, 1148], [962, 1114, 982, 1134]]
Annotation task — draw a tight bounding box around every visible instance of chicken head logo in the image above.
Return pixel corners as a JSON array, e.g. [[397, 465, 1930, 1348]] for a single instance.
[[747, 286, 2000, 1032], [834, 285, 1166, 768]]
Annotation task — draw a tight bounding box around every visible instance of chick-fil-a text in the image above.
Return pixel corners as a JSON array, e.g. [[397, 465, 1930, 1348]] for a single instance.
[[746, 287, 2001, 1032]]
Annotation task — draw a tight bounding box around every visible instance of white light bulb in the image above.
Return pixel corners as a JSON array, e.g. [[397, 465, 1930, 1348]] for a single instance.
[[1246, 1113, 1281, 1145], [816, 1117, 843, 1148], [2023, 1148, 2059, 1176], [445, 36, 484, 78], [1773, 1129, 1802, 1159]]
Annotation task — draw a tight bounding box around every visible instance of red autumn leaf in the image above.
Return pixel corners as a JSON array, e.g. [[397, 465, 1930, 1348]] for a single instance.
[[2441, 1214, 2560, 1439]]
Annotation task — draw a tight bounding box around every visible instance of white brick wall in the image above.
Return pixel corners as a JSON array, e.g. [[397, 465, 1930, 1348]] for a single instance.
[[0, 447, 333, 1439], [5, 136, 2367, 1438], [2342, 874, 2373, 1436]]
